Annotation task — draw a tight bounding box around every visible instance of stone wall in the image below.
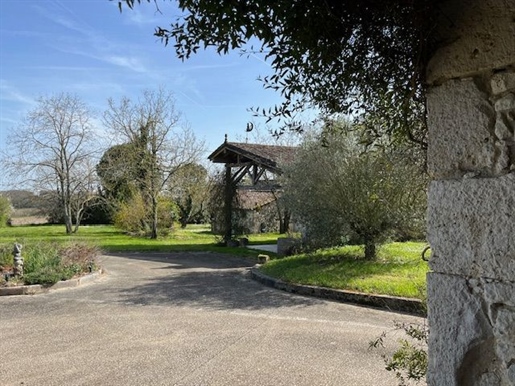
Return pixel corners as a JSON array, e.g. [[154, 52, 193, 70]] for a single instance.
[[426, 0, 515, 384]]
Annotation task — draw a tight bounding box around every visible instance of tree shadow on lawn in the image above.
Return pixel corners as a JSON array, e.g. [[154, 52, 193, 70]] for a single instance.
[[105, 252, 322, 311]]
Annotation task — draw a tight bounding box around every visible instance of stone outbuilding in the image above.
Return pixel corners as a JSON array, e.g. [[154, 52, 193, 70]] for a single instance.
[[208, 138, 297, 237]]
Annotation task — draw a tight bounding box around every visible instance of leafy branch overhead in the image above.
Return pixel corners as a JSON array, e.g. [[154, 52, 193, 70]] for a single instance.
[[118, 0, 441, 148]]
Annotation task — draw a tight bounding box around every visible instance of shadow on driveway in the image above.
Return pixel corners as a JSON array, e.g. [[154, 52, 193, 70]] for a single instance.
[[104, 252, 322, 311]]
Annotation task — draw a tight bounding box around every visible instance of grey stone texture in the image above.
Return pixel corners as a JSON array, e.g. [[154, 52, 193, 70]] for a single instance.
[[427, 73, 515, 179], [427, 273, 515, 385], [427, 78, 498, 178], [427, 174, 515, 281], [426, 0, 515, 84], [426, 1, 515, 384]]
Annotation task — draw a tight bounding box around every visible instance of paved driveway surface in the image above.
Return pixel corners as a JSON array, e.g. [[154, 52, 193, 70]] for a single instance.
[[0, 252, 425, 386]]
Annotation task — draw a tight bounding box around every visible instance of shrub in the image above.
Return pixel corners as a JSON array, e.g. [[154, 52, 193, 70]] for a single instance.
[[155, 196, 179, 236], [370, 322, 428, 385], [2, 241, 100, 286], [0, 244, 12, 268], [114, 193, 148, 234], [114, 193, 178, 237], [0, 195, 13, 227]]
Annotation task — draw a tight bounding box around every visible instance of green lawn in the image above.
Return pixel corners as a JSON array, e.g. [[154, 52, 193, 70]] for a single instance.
[[260, 242, 429, 300], [0, 224, 428, 300], [0, 223, 277, 257]]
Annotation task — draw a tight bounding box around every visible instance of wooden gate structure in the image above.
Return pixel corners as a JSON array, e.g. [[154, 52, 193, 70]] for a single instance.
[[208, 137, 297, 242]]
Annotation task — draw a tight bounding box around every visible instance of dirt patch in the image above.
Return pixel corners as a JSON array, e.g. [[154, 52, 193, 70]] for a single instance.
[[10, 208, 48, 226]]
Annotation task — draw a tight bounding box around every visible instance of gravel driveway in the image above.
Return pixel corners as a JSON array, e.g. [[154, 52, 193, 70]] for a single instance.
[[0, 252, 425, 386]]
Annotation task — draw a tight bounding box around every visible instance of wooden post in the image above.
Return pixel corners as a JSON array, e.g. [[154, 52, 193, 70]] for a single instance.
[[223, 164, 233, 245]]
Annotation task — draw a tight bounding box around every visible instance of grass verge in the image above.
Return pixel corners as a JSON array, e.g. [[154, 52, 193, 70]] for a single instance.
[[0, 224, 276, 257], [259, 242, 428, 300]]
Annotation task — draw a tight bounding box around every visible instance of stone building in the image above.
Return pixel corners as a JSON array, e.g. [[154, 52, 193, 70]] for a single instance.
[[208, 139, 297, 237]]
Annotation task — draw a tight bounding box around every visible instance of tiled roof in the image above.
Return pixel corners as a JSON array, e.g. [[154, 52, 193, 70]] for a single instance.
[[236, 190, 277, 210], [208, 141, 298, 170]]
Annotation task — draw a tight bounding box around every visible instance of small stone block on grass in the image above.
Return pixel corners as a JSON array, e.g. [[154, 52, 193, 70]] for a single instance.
[[257, 254, 270, 264]]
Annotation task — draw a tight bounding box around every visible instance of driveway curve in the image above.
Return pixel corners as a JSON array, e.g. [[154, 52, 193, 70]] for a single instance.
[[0, 252, 425, 386]]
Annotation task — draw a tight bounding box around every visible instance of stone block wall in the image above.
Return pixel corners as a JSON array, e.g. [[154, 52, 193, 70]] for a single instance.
[[426, 0, 515, 384]]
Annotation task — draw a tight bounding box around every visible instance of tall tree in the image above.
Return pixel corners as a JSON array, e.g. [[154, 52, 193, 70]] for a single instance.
[[118, 0, 439, 152], [167, 162, 209, 228], [103, 88, 205, 238], [283, 129, 427, 259], [2, 93, 99, 234], [97, 143, 141, 203]]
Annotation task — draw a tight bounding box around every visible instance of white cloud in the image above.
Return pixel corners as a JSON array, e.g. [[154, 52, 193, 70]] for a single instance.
[[104, 55, 147, 73], [33, 2, 150, 75]]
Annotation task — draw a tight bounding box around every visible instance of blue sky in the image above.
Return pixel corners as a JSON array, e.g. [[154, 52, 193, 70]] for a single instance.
[[0, 0, 293, 166]]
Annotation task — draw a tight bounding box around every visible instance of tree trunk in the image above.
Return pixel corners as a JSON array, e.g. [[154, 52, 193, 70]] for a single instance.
[[279, 209, 291, 234], [73, 206, 83, 233], [150, 195, 158, 239], [64, 215, 73, 234], [364, 237, 376, 260], [63, 201, 73, 234]]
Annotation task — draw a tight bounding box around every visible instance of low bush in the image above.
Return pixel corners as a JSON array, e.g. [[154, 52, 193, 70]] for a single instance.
[[1, 241, 100, 286], [0, 195, 13, 227], [114, 194, 178, 237], [370, 321, 428, 385], [0, 244, 12, 268]]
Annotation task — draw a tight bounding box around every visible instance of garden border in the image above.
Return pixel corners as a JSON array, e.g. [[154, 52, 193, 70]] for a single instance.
[[250, 265, 426, 316], [0, 270, 103, 296]]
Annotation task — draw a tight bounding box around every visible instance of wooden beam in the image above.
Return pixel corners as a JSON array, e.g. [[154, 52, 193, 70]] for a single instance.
[[232, 165, 251, 184]]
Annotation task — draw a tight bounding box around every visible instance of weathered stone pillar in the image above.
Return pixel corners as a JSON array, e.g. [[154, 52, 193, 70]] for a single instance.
[[13, 243, 23, 277], [426, 0, 515, 384]]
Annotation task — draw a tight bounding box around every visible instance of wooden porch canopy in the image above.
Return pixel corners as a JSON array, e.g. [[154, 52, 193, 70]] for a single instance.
[[208, 139, 298, 186]]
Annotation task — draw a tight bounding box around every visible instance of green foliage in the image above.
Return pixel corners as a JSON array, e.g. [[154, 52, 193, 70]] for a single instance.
[[156, 196, 180, 236], [283, 128, 427, 258], [0, 244, 12, 268], [370, 322, 428, 385], [119, 0, 438, 150], [168, 163, 210, 227], [114, 193, 178, 237], [97, 143, 140, 203], [0, 195, 12, 227], [9, 242, 100, 286], [113, 193, 148, 234]]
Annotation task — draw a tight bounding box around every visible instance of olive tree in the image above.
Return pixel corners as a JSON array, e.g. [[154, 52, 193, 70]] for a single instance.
[[103, 88, 205, 238], [2, 93, 99, 234], [283, 130, 427, 259]]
